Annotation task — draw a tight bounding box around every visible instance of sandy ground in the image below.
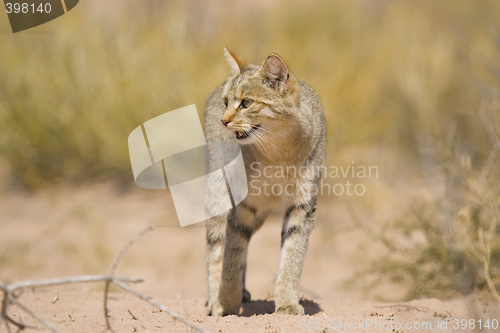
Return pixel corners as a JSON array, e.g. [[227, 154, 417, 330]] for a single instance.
[[1, 183, 498, 332], [4, 291, 497, 333]]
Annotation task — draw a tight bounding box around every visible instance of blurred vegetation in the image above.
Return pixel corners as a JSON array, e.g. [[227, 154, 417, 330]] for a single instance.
[[356, 91, 500, 300], [0, 0, 499, 188]]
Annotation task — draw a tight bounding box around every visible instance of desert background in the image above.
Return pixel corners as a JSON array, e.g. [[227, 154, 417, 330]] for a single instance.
[[1, 0, 500, 332]]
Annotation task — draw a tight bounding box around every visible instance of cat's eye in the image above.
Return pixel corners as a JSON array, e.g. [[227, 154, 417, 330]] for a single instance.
[[223, 97, 228, 107], [239, 99, 253, 109]]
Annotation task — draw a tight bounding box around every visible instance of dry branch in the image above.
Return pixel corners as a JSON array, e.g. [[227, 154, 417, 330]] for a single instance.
[[1, 225, 211, 333], [127, 309, 138, 320], [104, 225, 155, 332], [375, 304, 429, 312], [2, 275, 142, 293], [113, 278, 210, 333], [1, 275, 142, 333], [9, 296, 60, 333]]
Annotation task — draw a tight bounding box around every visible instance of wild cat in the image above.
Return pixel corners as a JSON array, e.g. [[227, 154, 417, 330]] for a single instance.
[[203, 48, 326, 316]]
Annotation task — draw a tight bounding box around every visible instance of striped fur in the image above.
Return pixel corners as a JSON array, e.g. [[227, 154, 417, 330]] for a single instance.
[[204, 49, 326, 316]]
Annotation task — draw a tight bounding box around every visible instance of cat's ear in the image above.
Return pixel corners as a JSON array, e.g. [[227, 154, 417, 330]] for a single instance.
[[259, 54, 289, 91], [224, 48, 252, 75]]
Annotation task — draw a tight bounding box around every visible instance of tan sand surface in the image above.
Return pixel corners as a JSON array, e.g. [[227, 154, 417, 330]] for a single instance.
[[1, 184, 497, 332]]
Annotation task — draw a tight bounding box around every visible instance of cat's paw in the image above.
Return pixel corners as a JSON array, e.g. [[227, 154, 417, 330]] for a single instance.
[[207, 301, 224, 316], [275, 304, 305, 315], [207, 301, 240, 316], [242, 289, 251, 303]]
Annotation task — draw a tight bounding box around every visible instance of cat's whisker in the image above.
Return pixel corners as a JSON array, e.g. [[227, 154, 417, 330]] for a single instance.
[[254, 131, 280, 151], [244, 121, 280, 140], [254, 135, 271, 159], [253, 130, 285, 152], [234, 123, 284, 153], [252, 132, 275, 162], [253, 132, 282, 161], [246, 122, 284, 144]]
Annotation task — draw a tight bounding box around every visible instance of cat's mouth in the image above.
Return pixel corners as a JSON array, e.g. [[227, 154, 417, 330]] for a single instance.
[[235, 125, 260, 140]]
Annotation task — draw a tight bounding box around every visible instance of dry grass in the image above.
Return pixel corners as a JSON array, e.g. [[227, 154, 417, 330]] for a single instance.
[[356, 92, 500, 301], [0, 0, 499, 188]]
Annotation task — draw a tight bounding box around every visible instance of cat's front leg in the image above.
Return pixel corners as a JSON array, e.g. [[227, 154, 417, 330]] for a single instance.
[[217, 204, 255, 316], [206, 213, 228, 316], [275, 198, 316, 315]]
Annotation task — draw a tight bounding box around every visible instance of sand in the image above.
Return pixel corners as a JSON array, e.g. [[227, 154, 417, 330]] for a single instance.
[[4, 291, 497, 332], [1, 184, 498, 332]]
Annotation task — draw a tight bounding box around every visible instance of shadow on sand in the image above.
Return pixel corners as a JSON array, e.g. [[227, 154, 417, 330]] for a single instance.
[[240, 299, 322, 317]]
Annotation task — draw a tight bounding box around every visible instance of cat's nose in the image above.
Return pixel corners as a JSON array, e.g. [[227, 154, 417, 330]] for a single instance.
[[221, 119, 230, 127]]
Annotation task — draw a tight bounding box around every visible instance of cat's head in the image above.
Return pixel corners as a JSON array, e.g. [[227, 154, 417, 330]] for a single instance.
[[220, 48, 300, 145]]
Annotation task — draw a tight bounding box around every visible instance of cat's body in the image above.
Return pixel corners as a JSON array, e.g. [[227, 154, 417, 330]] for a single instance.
[[204, 49, 326, 316]]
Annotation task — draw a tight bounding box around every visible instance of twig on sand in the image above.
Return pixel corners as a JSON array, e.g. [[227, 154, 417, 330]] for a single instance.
[[128, 309, 139, 320], [103, 225, 209, 333], [1, 224, 211, 333], [103, 225, 155, 333], [113, 278, 210, 333], [9, 296, 60, 333], [1, 275, 142, 333], [375, 304, 429, 313]]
